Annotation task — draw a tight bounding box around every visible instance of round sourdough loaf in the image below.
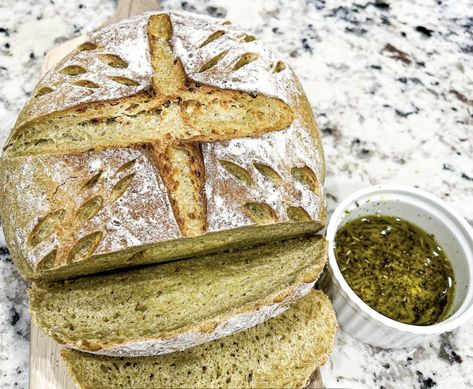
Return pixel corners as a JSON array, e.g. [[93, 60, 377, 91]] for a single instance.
[[0, 12, 326, 281]]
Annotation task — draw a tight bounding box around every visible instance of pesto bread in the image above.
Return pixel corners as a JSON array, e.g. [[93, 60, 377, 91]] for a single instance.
[[29, 235, 327, 356], [62, 290, 336, 389], [0, 11, 326, 282]]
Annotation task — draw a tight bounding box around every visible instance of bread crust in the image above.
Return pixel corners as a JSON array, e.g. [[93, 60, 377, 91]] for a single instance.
[[1, 11, 326, 281]]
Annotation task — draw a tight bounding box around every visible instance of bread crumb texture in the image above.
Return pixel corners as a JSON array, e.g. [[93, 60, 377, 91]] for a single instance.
[[62, 290, 336, 389], [29, 236, 327, 356], [0, 12, 325, 280]]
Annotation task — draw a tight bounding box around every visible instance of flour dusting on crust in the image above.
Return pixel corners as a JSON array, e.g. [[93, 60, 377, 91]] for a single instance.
[[169, 11, 297, 104], [204, 124, 325, 231], [17, 15, 153, 128], [1, 11, 326, 278], [2, 147, 181, 269], [169, 11, 325, 231]]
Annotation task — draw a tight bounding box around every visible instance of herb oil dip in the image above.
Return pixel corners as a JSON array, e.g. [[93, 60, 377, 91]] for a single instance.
[[334, 215, 455, 325]]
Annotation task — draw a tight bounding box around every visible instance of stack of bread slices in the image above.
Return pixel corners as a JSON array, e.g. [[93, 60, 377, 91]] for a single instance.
[[0, 11, 336, 388]]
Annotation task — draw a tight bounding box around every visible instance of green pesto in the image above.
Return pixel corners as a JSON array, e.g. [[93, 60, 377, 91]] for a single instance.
[[335, 215, 455, 326]]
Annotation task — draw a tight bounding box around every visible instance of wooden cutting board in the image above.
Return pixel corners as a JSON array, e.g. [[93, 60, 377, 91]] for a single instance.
[[28, 1, 324, 387]]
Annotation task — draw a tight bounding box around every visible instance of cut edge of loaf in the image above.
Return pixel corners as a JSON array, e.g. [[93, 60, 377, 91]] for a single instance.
[[32, 246, 327, 356], [15, 220, 324, 282], [29, 236, 327, 356], [84, 281, 314, 357], [61, 290, 337, 389]]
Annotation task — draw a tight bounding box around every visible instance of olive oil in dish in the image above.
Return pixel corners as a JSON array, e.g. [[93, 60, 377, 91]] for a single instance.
[[334, 215, 455, 325]]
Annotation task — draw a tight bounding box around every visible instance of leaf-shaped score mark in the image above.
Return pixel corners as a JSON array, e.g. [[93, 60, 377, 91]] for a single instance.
[[75, 196, 103, 225], [73, 80, 100, 89], [233, 53, 259, 71], [253, 163, 282, 185], [29, 209, 66, 247], [68, 231, 103, 263], [108, 76, 140, 87], [98, 54, 129, 69], [34, 86, 54, 98], [272, 61, 286, 73], [35, 248, 58, 272], [220, 160, 254, 187], [238, 33, 256, 42], [81, 170, 103, 192], [199, 30, 225, 48], [114, 159, 136, 176], [199, 50, 229, 72], [243, 202, 278, 225], [110, 173, 135, 203], [75, 42, 98, 53], [60, 65, 87, 76], [291, 166, 321, 196], [287, 206, 312, 222]]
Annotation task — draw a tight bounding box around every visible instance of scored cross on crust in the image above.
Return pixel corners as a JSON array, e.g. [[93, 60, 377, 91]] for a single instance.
[[147, 15, 294, 236], [1, 13, 325, 277], [6, 14, 294, 237]]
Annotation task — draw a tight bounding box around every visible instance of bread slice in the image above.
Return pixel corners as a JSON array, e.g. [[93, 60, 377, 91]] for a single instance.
[[29, 235, 327, 356], [62, 290, 336, 389]]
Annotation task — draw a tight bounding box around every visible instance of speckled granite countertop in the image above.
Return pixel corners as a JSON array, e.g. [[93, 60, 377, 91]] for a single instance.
[[0, 0, 471, 388]]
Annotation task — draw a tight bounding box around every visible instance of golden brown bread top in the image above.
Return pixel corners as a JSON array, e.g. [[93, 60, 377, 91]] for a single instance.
[[0, 12, 326, 277]]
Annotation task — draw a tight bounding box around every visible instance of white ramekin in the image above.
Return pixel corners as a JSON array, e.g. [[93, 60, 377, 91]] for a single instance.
[[320, 185, 473, 349]]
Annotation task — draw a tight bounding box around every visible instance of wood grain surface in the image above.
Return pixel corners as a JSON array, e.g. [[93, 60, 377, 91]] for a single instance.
[[29, 0, 324, 387], [30, 325, 75, 389]]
